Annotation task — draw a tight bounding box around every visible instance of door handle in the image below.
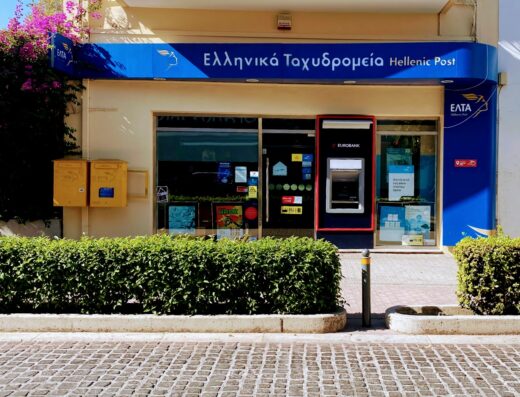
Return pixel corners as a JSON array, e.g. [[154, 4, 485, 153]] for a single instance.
[[266, 157, 269, 223]]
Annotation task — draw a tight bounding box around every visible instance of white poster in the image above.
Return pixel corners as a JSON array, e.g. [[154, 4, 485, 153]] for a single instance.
[[389, 165, 414, 201]]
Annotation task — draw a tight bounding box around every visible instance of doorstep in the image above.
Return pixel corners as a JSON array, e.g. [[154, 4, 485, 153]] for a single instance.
[[386, 305, 520, 335], [339, 248, 446, 254], [0, 309, 346, 333]]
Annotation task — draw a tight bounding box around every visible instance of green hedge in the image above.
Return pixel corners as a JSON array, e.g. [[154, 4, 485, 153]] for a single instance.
[[453, 234, 520, 315], [0, 235, 342, 315]]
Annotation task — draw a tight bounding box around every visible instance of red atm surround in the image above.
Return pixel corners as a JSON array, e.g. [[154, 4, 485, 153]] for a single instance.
[[315, 115, 376, 233]]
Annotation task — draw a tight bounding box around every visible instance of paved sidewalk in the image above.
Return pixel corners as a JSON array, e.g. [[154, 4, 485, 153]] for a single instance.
[[1, 253, 519, 397], [0, 339, 519, 396], [340, 253, 458, 318]]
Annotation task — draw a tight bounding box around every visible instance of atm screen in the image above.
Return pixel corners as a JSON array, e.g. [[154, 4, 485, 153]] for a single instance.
[[331, 180, 360, 209], [326, 158, 365, 214]]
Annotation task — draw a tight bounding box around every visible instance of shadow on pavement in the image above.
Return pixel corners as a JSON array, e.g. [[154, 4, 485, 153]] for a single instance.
[[342, 313, 389, 332]]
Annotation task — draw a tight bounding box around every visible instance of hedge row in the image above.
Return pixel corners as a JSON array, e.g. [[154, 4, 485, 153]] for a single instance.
[[0, 235, 342, 315], [453, 234, 520, 315]]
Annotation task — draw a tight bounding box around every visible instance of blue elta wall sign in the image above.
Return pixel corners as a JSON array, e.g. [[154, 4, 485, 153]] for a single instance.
[[49, 33, 75, 75], [443, 83, 497, 245], [52, 37, 497, 83]]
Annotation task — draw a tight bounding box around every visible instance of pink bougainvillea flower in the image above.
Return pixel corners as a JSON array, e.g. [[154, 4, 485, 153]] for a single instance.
[[1, 0, 103, 92], [20, 79, 33, 91]]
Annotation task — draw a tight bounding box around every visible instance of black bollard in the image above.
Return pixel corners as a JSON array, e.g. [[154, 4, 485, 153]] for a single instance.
[[361, 249, 371, 327]]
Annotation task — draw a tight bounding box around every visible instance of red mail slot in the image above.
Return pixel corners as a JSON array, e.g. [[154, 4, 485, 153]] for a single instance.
[[454, 159, 478, 168]]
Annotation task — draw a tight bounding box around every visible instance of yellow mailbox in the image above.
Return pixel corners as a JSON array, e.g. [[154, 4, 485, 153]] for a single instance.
[[53, 159, 88, 207], [90, 160, 128, 207]]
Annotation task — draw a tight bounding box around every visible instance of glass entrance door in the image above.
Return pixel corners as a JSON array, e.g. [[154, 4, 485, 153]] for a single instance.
[[262, 119, 315, 238]]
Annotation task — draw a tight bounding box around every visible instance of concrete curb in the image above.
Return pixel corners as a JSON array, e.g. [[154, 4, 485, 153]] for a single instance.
[[2, 332, 520, 345], [0, 309, 346, 333], [386, 305, 520, 335]]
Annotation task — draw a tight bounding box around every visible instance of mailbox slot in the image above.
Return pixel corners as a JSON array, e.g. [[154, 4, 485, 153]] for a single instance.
[[90, 160, 128, 207]]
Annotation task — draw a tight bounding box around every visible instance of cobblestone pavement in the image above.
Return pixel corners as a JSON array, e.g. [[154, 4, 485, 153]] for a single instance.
[[0, 341, 519, 396], [340, 253, 458, 316]]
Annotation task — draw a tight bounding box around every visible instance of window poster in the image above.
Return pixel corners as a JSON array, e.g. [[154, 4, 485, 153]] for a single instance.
[[168, 204, 197, 235], [217, 162, 232, 184], [387, 147, 412, 168], [389, 165, 414, 201], [379, 206, 405, 242], [215, 204, 244, 239], [234, 166, 247, 183], [405, 205, 431, 237]]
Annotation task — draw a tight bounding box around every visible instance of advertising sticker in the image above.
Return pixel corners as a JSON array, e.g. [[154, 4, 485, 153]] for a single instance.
[[273, 161, 288, 176], [282, 196, 303, 205], [281, 206, 303, 215]]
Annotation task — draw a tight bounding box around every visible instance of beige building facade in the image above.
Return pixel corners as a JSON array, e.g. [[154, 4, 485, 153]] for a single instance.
[[62, 0, 499, 249]]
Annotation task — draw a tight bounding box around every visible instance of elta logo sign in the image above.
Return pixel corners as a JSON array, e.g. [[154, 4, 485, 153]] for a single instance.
[[157, 49, 179, 70], [56, 42, 73, 66], [449, 93, 488, 118]]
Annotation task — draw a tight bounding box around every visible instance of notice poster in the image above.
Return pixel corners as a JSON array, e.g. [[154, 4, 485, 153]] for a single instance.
[[215, 204, 243, 239], [389, 165, 414, 201], [168, 204, 196, 235], [405, 205, 431, 237], [156, 186, 169, 203], [379, 206, 405, 242]]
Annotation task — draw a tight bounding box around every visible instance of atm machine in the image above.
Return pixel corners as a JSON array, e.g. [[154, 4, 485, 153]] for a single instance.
[[316, 116, 375, 248]]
